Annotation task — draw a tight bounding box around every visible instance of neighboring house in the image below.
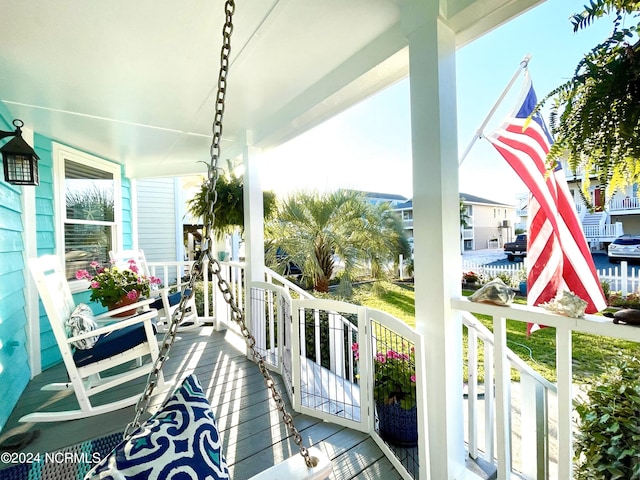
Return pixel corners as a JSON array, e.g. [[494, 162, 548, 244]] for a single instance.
[[393, 193, 518, 251], [361, 191, 409, 207], [514, 162, 628, 251]]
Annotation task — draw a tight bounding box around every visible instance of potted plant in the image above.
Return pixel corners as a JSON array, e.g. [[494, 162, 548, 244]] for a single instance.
[[351, 342, 418, 446], [462, 271, 479, 285], [373, 346, 418, 446], [574, 355, 640, 479], [76, 260, 161, 315], [517, 266, 527, 296]]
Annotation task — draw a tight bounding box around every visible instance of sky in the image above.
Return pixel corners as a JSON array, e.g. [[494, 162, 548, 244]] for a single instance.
[[259, 0, 615, 205]]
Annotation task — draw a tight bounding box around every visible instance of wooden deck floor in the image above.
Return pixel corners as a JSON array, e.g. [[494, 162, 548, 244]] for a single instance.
[[0, 326, 403, 479]]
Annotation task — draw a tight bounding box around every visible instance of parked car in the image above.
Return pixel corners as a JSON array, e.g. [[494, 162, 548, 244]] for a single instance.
[[504, 234, 527, 262], [608, 235, 640, 263]]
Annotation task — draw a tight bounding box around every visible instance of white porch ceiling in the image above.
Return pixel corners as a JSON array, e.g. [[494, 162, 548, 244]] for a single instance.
[[0, 0, 542, 179]]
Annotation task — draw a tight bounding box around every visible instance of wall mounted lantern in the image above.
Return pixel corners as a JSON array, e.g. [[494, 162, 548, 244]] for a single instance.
[[0, 119, 39, 186]]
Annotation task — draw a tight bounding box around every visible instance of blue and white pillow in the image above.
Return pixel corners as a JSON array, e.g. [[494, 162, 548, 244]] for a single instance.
[[66, 303, 99, 350], [85, 374, 229, 480]]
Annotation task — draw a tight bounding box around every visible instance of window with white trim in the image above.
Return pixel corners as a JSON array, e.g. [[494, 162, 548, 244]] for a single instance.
[[54, 144, 122, 282]]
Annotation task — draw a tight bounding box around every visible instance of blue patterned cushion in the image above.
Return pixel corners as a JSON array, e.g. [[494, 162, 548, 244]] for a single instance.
[[85, 374, 229, 479]]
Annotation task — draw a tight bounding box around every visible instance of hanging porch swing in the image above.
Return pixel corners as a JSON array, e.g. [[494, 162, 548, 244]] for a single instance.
[[83, 2, 332, 478]]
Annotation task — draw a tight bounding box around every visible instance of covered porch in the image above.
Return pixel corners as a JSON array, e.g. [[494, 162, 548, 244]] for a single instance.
[[2, 1, 628, 479]]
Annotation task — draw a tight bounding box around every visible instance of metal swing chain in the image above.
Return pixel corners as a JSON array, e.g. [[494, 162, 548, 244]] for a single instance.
[[125, 0, 313, 468]]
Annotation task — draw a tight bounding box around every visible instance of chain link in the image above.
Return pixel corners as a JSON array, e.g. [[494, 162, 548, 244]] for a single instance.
[[124, 0, 313, 468]]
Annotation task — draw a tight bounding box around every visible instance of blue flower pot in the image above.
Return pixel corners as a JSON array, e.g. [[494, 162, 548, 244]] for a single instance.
[[519, 281, 527, 296], [376, 402, 418, 447]]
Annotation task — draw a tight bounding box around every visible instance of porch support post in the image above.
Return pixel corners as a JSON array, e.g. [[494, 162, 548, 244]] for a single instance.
[[242, 142, 265, 282], [403, 2, 465, 478], [22, 127, 40, 377], [242, 139, 265, 338]]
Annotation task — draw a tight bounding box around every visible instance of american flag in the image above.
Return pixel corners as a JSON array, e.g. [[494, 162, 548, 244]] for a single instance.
[[487, 70, 607, 321]]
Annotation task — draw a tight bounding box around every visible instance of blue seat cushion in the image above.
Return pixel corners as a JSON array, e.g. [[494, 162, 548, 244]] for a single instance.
[[73, 320, 155, 368], [149, 289, 192, 310], [86, 374, 229, 479]]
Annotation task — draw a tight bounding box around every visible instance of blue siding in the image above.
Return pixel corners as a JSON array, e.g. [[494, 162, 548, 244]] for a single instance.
[[33, 135, 59, 369], [0, 107, 135, 429], [122, 176, 133, 249], [0, 176, 29, 430]]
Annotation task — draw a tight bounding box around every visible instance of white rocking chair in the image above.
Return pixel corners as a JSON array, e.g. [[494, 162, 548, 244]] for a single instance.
[[109, 249, 201, 331], [21, 255, 164, 423]]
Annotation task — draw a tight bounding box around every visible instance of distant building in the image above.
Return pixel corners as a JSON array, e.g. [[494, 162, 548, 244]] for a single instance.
[[392, 193, 518, 251]]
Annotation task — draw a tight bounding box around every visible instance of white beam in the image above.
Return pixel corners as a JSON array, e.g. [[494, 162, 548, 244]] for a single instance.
[[404, 2, 465, 478]]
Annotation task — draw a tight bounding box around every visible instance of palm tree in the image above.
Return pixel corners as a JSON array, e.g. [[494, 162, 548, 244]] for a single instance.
[[265, 190, 410, 294]]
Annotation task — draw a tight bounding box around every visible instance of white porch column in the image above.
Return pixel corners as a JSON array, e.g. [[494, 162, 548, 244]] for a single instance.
[[242, 143, 265, 282], [21, 127, 40, 377], [403, 3, 465, 479]]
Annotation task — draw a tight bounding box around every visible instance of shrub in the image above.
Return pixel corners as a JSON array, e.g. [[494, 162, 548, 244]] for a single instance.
[[574, 355, 640, 479]]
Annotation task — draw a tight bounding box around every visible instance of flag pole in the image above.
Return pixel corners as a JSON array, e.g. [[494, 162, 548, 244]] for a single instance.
[[459, 54, 531, 166]]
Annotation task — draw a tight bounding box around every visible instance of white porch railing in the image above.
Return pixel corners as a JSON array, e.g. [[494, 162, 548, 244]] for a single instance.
[[247, 284, 428, 480], [463, 311, 557, 479], [149, 257, 640, 479], [453, 297, 640, 479]]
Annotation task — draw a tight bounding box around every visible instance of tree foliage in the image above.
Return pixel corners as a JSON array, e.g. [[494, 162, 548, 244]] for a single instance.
[[265, 190, 410, 294], [537, 0, 640, 207]]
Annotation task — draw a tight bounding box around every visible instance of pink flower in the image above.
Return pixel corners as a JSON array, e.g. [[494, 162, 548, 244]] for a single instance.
[[129, 265, 139, 274], [410, 375, 416, 383], [376, 353, 386, 363], [90, 281, 100, 289], [351, 343, 359, 352], [76, 269, 90, 280], [126, 290, 139, 300], [90, 261, 100, 268], [150, 276, 162, 285]]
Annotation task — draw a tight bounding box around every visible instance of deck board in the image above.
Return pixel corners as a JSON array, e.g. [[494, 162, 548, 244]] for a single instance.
[[0, 326, 401, 479]]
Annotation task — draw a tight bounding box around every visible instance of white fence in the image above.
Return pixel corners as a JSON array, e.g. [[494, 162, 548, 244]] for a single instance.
[[462, 259, 640, 296]]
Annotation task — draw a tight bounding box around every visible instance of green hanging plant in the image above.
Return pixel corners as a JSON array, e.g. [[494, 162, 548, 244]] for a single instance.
[[186, 160, 277, 238], [535, 1, 640, 208]]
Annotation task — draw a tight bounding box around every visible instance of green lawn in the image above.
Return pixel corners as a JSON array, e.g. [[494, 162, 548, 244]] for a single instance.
[[343, 281, 640, 384]]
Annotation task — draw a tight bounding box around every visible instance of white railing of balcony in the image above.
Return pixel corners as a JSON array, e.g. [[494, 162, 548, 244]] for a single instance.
[[608, 195, 640, 211], [582, 222, 623, 239], [453, 297, 640, 479]]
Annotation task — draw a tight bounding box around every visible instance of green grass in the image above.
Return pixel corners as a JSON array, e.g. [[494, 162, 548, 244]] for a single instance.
[[339, 281, 640, 384]]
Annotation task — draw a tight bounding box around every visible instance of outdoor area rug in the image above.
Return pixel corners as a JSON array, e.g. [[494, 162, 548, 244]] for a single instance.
[[0, 432, 123, 480]]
